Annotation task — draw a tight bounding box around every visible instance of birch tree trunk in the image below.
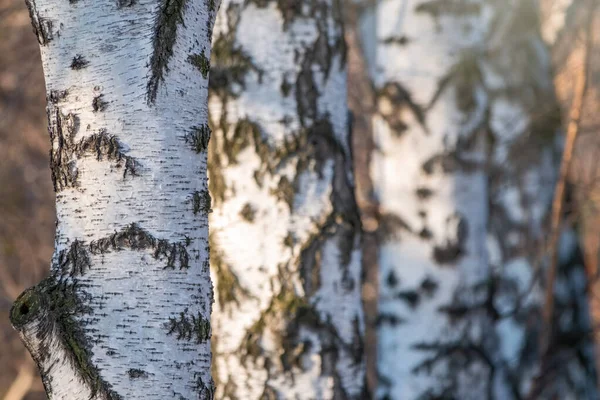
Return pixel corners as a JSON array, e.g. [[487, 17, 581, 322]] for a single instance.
[[207, 1, 367, 398], [10, 1, 219, 398], [365, 0, 597, 398]]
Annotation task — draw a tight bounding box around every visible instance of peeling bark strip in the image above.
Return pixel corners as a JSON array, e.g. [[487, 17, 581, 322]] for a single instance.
[[209, 1, 365, 399], [147, 0, 189, 104], [16, 0, 219, 398]]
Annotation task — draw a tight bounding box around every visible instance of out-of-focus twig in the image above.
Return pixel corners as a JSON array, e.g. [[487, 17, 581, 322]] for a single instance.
[[541, 18, 592, 355], [2, 361, 34, 400]]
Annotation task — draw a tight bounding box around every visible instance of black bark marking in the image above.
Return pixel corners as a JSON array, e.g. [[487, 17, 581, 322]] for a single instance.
[[382, 35, 411, 46], [189, 51, 210, 79], [49, 90, 68, 103], [209, 27, 261, 98], [24, 0, 53, 45], [432, 213, 468, 264], [57, 240, 92, 277], [397, 290, 420, 308], [92, 95, 108, 112], [147, 0, 189, 104], [421, 151, 481, 175], [239, 203, 256, 222], [420, 276, 439, 296], [127, 369, 148, 379], [280, 75, 292, 96], [89, 223, 191, 270], [166, 308, 211, 343], [48, 108, 79, 191], [48, 108, 139, 191], [271, 176, 295, 210], [71, 55, 89, 70], [386, 271, 399, 288], [419, 227, 433, 240], [416, 187, 434, 199], [192, 190, 212, 215], [377, 82, 427, 135], [193, 375, 216, 400], [80, 131, 139, 178], [117, 0, 136, 7], [184, 125, 211, 153]]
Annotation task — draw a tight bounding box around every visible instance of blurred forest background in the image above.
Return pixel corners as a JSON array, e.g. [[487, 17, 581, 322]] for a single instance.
[[0, 0, 598, 398]]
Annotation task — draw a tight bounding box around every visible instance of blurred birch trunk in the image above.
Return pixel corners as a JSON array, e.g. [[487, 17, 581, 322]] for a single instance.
[[207, 1, 367, 399]]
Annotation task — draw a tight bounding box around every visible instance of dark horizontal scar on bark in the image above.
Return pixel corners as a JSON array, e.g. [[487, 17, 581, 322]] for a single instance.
[[89, 223, 191, 270], [49, 108, 139, 191], [147, 0, 189, 104], [127, 368, 149, 379], [24, 0, 53, 45]]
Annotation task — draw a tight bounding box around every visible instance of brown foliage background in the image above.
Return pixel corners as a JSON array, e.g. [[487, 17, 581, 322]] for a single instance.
[[0, 0, 598, 398]]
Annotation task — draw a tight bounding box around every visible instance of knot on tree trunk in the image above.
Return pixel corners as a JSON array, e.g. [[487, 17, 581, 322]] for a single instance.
[[10, 278, 118, 400]]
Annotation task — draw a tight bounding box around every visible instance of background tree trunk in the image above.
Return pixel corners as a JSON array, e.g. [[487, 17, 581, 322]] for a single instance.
[[10, 1, 219, 398], [207, 1, 367, 398], [364, 0, 597, 398], [540, 0, 600, 388]]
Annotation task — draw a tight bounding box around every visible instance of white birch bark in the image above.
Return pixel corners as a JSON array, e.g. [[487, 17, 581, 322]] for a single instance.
[[365, 0, 597, 398], [207, 1, 367, 399], [10, 1, 220, 398]]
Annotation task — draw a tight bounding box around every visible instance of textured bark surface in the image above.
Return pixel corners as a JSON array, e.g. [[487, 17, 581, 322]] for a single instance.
[[366, 0, 597, 398], [10, 1, 219, 398], [208, 1, 366, 399]]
